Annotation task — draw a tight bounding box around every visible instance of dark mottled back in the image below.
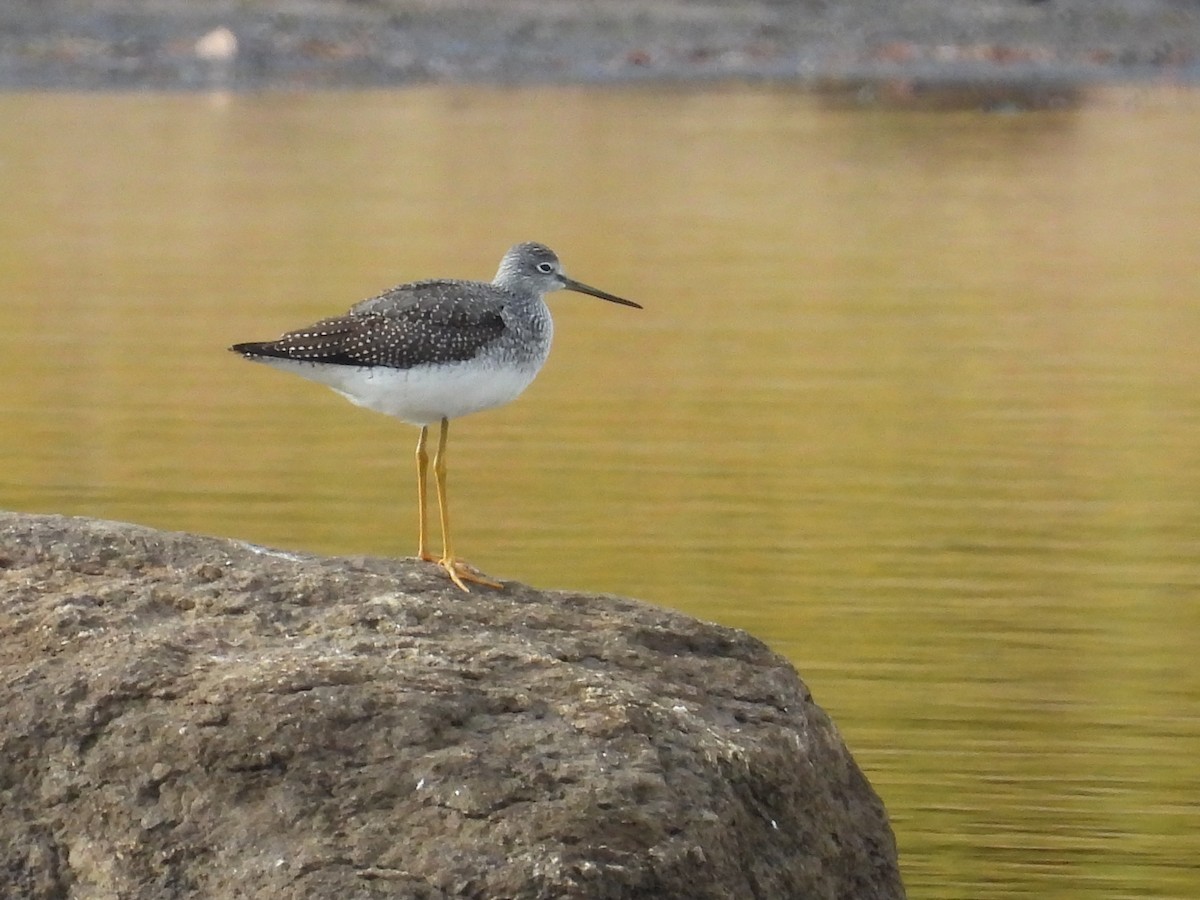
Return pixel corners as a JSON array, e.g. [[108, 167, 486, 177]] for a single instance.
[[232, 279, 510, 369]]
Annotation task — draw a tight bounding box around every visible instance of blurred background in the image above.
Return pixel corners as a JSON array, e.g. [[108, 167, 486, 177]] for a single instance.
[[3, 4, 1200, 896]]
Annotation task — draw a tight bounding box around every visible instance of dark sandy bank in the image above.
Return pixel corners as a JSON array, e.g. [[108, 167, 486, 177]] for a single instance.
[[1, 0, 1197, 92]]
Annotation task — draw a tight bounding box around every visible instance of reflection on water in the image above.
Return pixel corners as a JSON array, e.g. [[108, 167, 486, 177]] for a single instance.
[[2, 86, 1199, 898]]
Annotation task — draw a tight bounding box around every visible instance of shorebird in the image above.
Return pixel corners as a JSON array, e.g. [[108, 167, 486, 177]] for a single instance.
[[231, 242, 641, 591]]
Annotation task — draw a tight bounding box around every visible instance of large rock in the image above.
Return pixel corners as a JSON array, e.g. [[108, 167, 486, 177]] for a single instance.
[[0, 512, 905, 899]]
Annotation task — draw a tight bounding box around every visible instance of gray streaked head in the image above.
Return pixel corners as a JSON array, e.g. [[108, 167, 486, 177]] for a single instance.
[[493, 242, 642, 309]]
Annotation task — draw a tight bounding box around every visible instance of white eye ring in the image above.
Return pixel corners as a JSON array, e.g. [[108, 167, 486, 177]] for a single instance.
[[536, 262, 555, 274]]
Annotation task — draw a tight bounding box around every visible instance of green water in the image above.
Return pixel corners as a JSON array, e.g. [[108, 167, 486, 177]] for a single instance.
[[2, 86, 1199, 897]]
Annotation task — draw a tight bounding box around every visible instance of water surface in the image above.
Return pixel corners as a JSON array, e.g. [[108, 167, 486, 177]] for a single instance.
[[2, 86, 1199, 898]]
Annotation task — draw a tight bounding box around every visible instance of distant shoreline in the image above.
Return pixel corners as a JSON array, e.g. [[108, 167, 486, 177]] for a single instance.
[[1, 0, 1197, 98]]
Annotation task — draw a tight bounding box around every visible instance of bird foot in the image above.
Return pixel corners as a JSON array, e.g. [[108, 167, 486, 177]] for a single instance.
[[434, 556, 503, 593]]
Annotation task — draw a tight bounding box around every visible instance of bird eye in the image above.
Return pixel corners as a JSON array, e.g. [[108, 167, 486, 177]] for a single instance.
[[536, 262, 555, 274]]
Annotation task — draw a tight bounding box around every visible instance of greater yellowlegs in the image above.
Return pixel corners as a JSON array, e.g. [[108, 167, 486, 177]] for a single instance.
[[230, 242, 641, 591]]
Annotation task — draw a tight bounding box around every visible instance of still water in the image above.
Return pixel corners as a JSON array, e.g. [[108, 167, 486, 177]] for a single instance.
[[3, 86, 1199, 897]]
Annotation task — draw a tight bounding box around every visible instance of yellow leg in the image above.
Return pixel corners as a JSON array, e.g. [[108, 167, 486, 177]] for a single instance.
[[415, 425, 434, 562], [432, 416, 502, 592]]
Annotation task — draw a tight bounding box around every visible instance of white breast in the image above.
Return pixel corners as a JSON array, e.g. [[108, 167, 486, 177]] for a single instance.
[[252, 357, 543, 426]]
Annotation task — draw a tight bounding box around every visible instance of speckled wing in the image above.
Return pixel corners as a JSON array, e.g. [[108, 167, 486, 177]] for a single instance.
[[232, 280, 509, 370]]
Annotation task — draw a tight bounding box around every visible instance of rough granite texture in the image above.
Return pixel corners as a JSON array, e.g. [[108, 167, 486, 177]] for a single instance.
[[0, 511, 905, 900], [0, 0, 1197, 90]]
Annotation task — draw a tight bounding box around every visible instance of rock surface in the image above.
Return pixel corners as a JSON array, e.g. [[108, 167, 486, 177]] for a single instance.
[[0, 0, 1196, 90], [0, 511, 905, 899]]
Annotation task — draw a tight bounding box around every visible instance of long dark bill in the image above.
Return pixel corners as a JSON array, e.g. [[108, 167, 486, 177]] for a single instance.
[[563, 277, 643, 309]]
